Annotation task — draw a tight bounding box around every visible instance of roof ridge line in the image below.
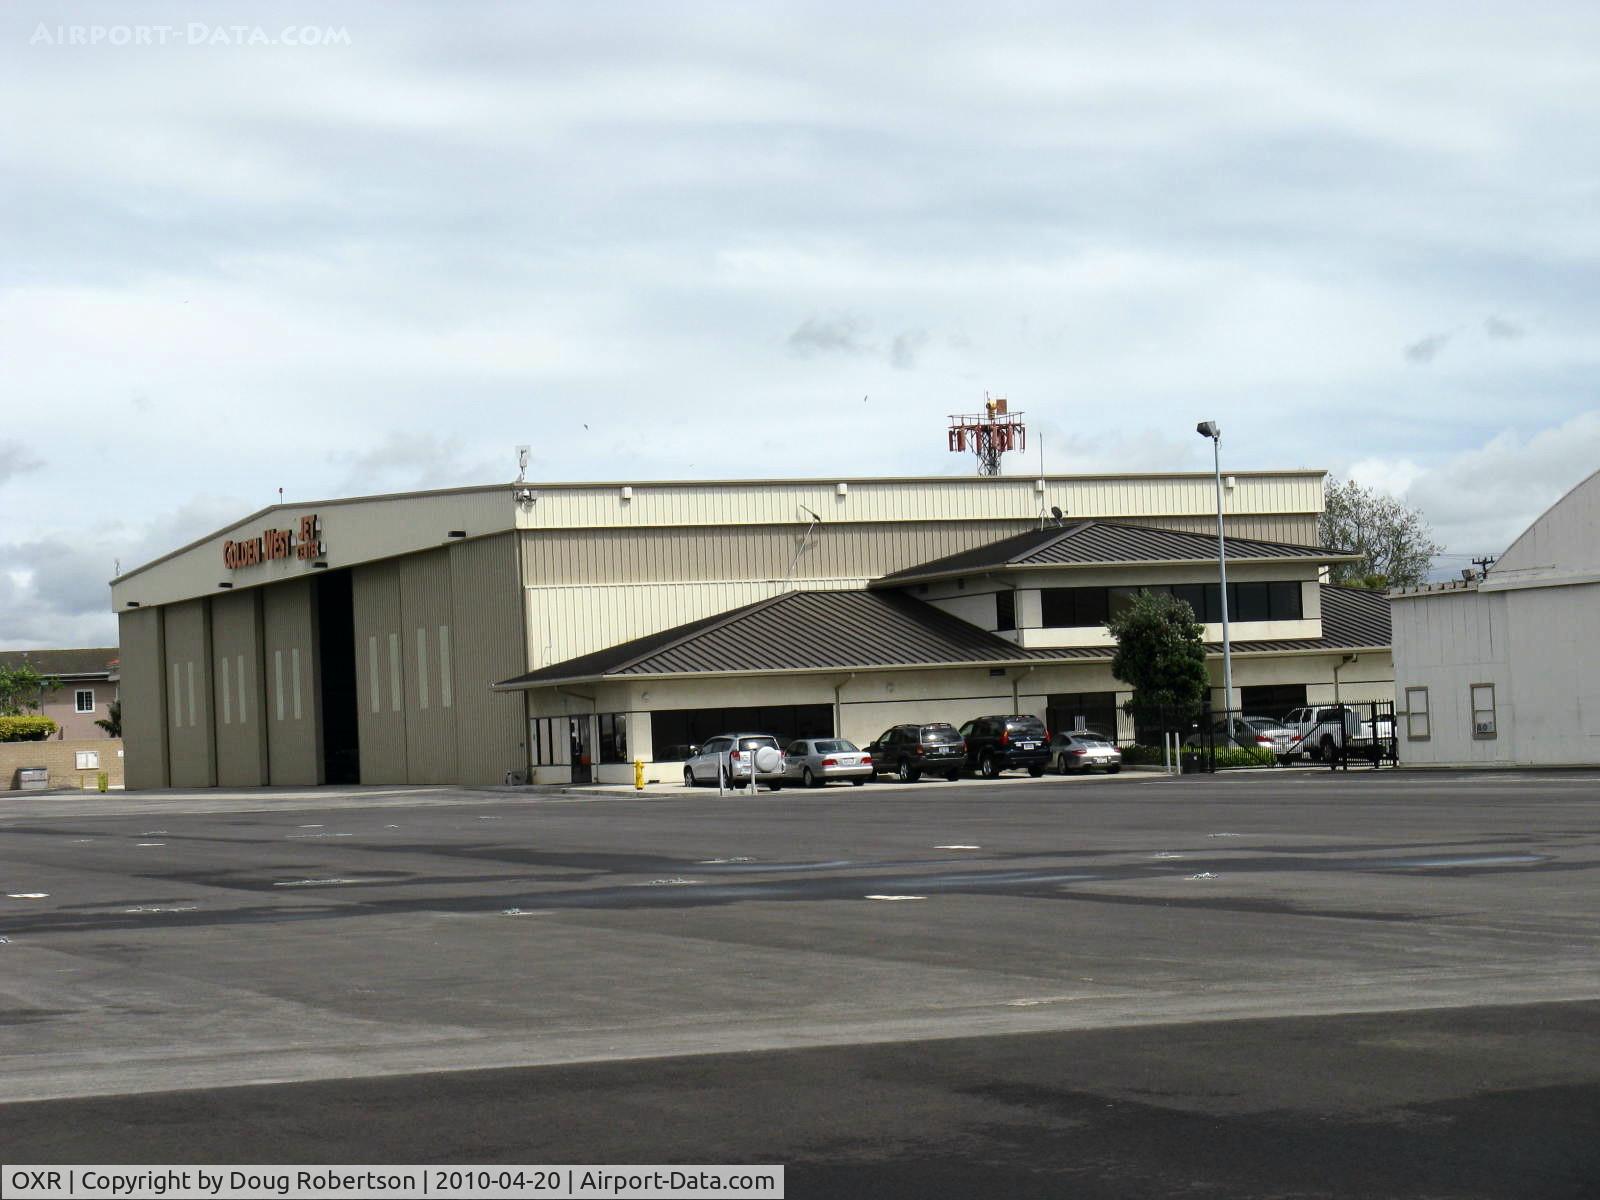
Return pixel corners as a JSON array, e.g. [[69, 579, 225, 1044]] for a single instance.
[[1008, 519, 1094, 565], [606, 589, 801, 674]]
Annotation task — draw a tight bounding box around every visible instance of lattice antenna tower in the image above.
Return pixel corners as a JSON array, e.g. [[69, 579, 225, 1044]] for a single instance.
[[947, 394, 1026, 476]]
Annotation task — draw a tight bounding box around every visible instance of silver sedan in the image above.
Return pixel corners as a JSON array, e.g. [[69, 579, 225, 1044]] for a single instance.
[[783, 738, 873, 787]]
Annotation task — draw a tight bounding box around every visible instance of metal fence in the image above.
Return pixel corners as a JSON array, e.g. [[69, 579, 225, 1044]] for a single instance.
[[1129, 701, 1400, 773]]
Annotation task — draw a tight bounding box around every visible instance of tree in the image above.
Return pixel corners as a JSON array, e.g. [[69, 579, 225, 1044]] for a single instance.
[[95, 699, 122, 738], [1320, 477, 1444, 589], [0, 664, 59, 717], [1107, 590, 1211, 729]]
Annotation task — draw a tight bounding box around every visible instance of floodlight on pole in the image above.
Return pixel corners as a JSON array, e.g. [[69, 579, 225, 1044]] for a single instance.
[[1196, 420, 1233, 717]]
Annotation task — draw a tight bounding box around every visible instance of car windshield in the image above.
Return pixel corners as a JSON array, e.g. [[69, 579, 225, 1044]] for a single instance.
[[814, 739, 855, 753], [738, 736, 778, 751]]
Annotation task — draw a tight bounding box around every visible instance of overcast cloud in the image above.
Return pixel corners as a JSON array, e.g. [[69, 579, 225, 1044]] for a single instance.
[[3, 1, 1598, 646]]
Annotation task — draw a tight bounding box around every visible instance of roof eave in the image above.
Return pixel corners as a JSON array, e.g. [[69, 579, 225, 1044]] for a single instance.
[[875, 553, 1357, 589]]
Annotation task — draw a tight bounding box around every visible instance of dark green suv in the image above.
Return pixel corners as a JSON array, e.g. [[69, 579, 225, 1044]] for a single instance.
[[958, 715, 1051, 778]]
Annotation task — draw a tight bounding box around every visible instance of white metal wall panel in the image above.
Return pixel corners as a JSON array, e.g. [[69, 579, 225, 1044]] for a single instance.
[[210, 589, 269, 786], [525, 579, 856, 669], [262, 578, 323, 785], [448, 534, 528, 784], [118, 607, 169, 789], [162, 599, 216, 788], [351, 560, 409, 784], [512, 473, 1324, 532], [399, 548, 459, 784]]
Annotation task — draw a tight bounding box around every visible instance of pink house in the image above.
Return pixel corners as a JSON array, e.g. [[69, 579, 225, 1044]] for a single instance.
[[0, 648, 120, 740]]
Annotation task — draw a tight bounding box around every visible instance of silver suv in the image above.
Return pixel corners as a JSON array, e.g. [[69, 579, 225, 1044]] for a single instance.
[[682, 733, 786, 789]]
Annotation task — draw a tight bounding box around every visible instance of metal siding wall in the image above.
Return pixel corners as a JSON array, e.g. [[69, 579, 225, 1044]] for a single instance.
[[351, 560, 409, 784], [262, 578, 324, 785], [399, 549, 459, 784], [449, 534, 528, 784], [118, 608, 169, 788], [162, 599, 216, 788], [210, 590, 269, 786]]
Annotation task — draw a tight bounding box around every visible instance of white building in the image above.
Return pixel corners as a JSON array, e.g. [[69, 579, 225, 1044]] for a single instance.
[[1390, 466, 1600, 766]]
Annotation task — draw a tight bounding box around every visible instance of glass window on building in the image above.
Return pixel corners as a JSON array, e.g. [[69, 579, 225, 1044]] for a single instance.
[[1404, 687, 1430, 740], [650, 704, 833, 761], [1470, 684, 1497, 738], [995, 589, 1015, 632], [598, 713, 629, 763], [75, 689, 95, 713]]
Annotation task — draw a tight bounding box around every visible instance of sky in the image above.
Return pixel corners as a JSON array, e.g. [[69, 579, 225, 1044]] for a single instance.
[[2, 1, 1598, 648]]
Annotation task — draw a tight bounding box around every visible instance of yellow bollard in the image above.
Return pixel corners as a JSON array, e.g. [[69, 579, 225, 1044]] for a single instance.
[[634, 758, 646, 791], [98, 771, 109, 793]]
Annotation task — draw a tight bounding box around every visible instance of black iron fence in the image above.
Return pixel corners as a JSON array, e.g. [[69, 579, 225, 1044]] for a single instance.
[[1125, 701, 1399, 773]]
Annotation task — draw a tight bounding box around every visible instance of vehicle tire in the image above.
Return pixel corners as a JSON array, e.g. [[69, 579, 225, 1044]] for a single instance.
[[851, 778, 865, 787], [768, 781, 783, 792], [1319, 734, 1336, 762], [1056, 757, 1071, 776], [684, 767, 696, 787], [946, 771, 960, 782], [1276, 754, 1290, 766], [897, 759, 921, 783], [802, 767, 818, 788], [980, 753, 1000, 780], [721, 766, 735, 789], [1107, 765, 1121, 774], [1028, 764, 1045, 778]]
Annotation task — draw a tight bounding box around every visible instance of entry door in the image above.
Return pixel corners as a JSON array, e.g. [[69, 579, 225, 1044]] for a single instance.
[[569, 716, 594, 784]]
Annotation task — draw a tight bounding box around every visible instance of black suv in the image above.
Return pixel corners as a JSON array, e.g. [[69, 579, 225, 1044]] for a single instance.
[[865, 723, 966, 782], [959, 715, 1051, 778]]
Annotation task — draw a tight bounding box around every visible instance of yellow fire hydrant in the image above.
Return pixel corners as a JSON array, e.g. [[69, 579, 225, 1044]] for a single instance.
[[97, 771, 109, 794], [634, 758, 646, 791]]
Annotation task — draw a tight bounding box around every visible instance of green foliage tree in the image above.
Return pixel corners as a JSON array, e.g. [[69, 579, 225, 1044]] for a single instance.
[[1106, 590, 1211, 729], [1320, 477, 1445, 589], [0, 664, 59, 717], [95, 699, 122, 738]]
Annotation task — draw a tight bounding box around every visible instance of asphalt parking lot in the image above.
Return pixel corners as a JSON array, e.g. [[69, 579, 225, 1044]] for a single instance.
[[2, 769, 1598, 1197]]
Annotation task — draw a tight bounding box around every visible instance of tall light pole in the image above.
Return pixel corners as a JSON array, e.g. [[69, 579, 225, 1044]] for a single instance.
[[1196, 421, 1234, 717]]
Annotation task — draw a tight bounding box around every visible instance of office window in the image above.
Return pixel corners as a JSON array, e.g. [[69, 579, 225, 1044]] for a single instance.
[[75, 689, 95, 713], [1040, 587, 1109, 628], [1171, 584, 1206, 621], [995, 589, 1015, 632], [598, 713, 629, 763], [1404, 687, 1430, 740], [1268, 581, 1303, 620], [530, 717, 568, 766], [75, 750, 100, 770], [1470, 684, 1497, 738], [1233, 582, 1271, 622]]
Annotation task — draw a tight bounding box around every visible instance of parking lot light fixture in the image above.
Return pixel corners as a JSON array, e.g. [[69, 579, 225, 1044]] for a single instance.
[[1196, 421, 1234, 716]]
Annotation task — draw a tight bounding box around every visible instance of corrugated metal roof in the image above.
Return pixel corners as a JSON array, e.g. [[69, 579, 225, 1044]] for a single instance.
[[496, 584, 1390, 688], [874, 520, 1350, 585], [0, 647, 120, 679]]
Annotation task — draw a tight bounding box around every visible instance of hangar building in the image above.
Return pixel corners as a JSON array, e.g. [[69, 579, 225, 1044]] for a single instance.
[[110, 471, 1393, 788]]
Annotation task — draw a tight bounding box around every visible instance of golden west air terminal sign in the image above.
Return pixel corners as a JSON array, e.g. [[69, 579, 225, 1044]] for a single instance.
[[223, 514, 326, 570]]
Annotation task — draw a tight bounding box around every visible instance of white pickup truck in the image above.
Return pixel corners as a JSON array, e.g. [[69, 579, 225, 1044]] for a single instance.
[[1281, 706, 1391, 762]]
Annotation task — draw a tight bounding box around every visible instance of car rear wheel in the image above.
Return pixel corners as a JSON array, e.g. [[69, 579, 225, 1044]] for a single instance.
[[1107, 765, 1121, 774], [897, 759, 921, 783], [1056, 756, 1071, 776], [851, 778, 865, 787], [684, 767, 696, 787], [945, 770, 960, 782], [802, 767, 819, 788], [980, 753, 1000, 780], [1028, 764, 1045, 777]]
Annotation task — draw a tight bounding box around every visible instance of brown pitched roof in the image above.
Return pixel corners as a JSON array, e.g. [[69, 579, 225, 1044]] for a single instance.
[[0, 647, 120, 679], [874, 519, 1357, 586]]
